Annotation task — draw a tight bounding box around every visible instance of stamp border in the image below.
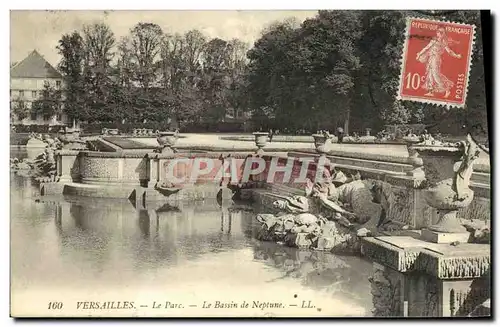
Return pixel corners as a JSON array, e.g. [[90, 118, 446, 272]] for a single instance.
[[396, 17, 477, 109]]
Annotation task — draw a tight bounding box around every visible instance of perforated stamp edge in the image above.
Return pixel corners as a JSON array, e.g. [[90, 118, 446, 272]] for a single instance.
[[396, 17, 477, 109]]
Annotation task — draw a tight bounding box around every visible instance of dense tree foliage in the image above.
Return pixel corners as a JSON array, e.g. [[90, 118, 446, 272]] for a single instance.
[[11, 98, 29, 121], [246, 10, 487, 135], [57, 31, 85, 122]]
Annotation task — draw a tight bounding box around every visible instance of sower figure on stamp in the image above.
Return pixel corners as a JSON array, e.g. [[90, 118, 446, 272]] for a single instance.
[[416, 27, 462, 98]]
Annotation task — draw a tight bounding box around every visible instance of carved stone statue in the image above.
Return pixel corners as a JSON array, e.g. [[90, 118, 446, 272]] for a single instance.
[[454, 135, 481, 200], [305, 165, 384, 233], [254, 163, 398, 253]]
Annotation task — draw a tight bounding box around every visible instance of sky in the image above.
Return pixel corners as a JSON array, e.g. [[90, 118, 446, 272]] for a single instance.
[[10, 10, 318, 67]]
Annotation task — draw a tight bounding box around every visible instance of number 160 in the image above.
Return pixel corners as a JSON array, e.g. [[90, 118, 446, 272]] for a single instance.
[[48, 302, 63, 310]]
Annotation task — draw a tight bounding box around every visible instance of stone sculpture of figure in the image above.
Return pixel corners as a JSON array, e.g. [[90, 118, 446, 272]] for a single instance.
[[305, 165, 383, 231], [453, 134, 481, 200], [272, 195, 310, 214], [416, 26, 462, 98]]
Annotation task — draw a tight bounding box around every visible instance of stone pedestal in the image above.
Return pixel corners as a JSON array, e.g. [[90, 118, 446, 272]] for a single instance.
[[147, 154, 160, 188], [361, 236, 490, 317]]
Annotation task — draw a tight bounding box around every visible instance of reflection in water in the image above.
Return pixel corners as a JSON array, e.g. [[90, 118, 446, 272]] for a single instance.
[[11, 149, 373, 316], [138, 209, 150, 238], [51, 197, 257, 271]]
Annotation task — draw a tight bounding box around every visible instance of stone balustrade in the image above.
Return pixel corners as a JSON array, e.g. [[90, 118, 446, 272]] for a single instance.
[[48, 145, 490, 228], [78, 151, 149, 186], [361, 236, 490, 317]]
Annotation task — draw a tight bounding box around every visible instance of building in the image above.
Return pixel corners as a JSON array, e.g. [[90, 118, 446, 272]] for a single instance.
[[10, 50, 67, 126]]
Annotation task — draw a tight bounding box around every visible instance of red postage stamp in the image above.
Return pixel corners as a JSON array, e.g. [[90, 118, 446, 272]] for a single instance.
[[397, 17, 476, 108]]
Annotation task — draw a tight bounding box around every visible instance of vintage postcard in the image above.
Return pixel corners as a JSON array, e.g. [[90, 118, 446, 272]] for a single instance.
[[9, 10, 491, 318]]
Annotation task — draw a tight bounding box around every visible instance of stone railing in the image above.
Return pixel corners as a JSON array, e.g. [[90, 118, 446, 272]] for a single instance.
[[51, 143, 490, 228], [146, 151, 259, 188], [55, 150, 80, 183]]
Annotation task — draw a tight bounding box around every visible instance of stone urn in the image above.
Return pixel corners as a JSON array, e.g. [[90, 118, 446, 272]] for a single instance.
[[72, 128, 81, 138], [157, 131, 179, 153], [411, 136, 480, 241], [253, 132, 269, 155]]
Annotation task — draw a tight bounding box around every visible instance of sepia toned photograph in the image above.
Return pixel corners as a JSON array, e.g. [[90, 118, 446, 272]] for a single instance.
[[9, 9, 491, 318]]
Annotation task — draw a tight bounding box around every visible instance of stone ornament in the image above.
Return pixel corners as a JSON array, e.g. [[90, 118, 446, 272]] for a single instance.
[[254, 164, 408, 253], [410, 134, 481, 234], [252, 132, 269, 155], [156, 130, 179, 154]]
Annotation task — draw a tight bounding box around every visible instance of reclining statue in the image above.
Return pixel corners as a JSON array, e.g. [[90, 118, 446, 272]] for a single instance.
[[305, 166, 386, 233], [255, 163, 396, 252]]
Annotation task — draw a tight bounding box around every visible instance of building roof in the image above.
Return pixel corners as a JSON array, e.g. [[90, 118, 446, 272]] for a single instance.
[[10, 50, 62, 79]]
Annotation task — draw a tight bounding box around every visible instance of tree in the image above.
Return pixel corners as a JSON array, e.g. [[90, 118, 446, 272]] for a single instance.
[[82, 23, 116, 122], [83, 23, 116, 75], [298, 10, 363, 134], [246, 11, 363, 133], [183, 30, 206, 77], [226, 39, 249, 114], [31, 82, 62, 119], [157, 29, 208, 127], [246, 18, 299, 130], [201, 38, 233, 121], [381, 100, 412, 125], [11, 98, 29, 121], [354, 11, 408, 129], [126, 22, 164, 90]]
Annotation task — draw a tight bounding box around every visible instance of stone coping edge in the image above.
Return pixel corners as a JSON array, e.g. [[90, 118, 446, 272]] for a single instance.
[[291, 150, 490, 173], [291, 150, 410, 165], [70, 151, 288, 159], [361, 237, 421, 272]]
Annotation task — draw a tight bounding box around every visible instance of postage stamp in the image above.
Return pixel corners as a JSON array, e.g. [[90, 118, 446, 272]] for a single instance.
[[397, 17, 476, 108]]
